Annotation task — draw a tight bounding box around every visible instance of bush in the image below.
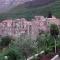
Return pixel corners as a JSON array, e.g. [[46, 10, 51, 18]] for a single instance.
[[8, 38, 37, 60], [45, 47, 52, 55], [50, 24, 59, 38], [0, 36, 12, 48], [5, 50, 17, 60]]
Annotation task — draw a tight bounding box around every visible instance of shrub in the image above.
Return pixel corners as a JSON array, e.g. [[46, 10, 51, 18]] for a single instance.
[[0, 36, 12, 48], [5, 50, 17, 60], [50, 24, 59, 38]]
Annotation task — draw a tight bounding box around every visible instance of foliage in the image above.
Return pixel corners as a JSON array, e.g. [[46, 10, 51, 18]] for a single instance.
[[8, 38, 38, 60], [47, 11, 52, 18], [0, 30, 60, 60], [36, 33, 55, 52], [44, 47, 53, 54], [5, 50, 18, 60], [50, 24, 59, 38], [0, 36, 12, 48]]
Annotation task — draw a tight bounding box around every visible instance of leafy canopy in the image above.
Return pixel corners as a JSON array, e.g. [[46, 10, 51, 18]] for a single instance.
[[50, 24, 59, 38]]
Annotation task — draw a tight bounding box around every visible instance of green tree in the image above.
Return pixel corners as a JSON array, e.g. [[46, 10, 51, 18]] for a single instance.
[[36, 34, 46, 53], [12, 38, 37, 60], [47, 11, 52, 18], [5, 50, 17, 60], [50, 24, 59, 53], [0, 36, 12, 49]]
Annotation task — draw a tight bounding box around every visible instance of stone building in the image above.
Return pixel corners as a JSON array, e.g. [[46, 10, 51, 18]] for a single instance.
[[0, 16, 60, 40]]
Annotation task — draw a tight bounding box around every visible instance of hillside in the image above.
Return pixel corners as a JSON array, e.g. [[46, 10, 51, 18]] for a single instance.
[[24, 0, 55, 8], [0, 0, 60, 20]]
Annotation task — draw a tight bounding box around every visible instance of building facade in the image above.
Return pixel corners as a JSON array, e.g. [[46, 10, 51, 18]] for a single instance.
[[0, 16, 60, 40]]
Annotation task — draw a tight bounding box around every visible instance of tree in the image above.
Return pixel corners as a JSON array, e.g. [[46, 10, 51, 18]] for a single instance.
[[0, 36, 12, 49], [47, 11, 52, 18], [36, 34, 46, 53], [12, 38, 37, 60], [5, 50, 17, 60], [50, 24, 59, 53]]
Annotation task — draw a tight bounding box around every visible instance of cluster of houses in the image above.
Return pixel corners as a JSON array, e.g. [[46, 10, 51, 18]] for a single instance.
[[0, 15, 60, 40]]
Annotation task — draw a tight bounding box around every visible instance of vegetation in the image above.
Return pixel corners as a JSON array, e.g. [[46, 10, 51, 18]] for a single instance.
[[50, 24, 59, 53], [0, 38, 37, 60], [0, 36, 12, 49], [5, 50, 17, 60], [50, 24, 59, 38], [36, 33, 54, 53], [0, 24, 60, 60]]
